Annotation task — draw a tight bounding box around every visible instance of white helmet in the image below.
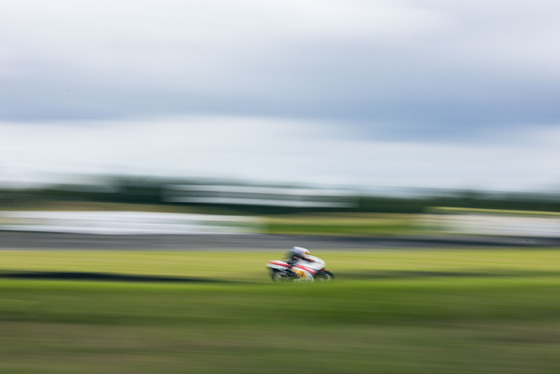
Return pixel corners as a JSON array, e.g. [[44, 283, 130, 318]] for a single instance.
[[292, 246, 310, 257]]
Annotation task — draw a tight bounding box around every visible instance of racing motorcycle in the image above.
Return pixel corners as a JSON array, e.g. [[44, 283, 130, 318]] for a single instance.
[[266, 255, 335, 282]]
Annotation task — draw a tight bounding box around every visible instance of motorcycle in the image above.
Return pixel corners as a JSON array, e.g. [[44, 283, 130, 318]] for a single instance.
[[266, 255, 335, 282]]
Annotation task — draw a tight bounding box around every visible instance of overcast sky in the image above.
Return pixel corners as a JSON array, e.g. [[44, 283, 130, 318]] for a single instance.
[[1, 0, 559, 191]]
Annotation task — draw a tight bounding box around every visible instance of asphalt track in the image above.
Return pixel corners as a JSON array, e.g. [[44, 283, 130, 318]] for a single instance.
[[0, 231, 559, 250]]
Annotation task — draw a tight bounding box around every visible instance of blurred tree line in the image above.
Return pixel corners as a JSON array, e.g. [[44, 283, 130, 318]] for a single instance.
[[1, 176, 559, 214]]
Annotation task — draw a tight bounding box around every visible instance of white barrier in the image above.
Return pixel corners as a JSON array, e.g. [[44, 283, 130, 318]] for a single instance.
[[423, 208, 560, 237], [0, 211, 262, 235]]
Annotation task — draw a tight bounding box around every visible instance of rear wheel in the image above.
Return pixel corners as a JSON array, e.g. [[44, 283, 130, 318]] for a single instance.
[[315, 270, 335, 281]]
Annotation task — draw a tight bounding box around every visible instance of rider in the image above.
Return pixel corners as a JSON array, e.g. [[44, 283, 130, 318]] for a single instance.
[[286, 246, 315, 266]]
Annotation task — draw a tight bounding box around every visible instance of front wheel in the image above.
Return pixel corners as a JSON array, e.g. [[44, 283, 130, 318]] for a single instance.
[[315, 270, 335, 281], [271, 270, 294, 282]]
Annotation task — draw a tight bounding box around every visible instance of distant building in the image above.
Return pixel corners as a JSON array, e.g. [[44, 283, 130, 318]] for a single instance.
[[164, 185, 356, 208]]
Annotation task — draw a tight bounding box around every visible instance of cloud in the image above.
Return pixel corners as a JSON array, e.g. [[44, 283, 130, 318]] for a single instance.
[[1, 0, 559, 141], [0, 1, 445, 80], [1, 116, 558, 191]]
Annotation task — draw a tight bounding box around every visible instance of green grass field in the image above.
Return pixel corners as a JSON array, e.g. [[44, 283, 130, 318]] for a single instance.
[[1, 249, 560, 373]]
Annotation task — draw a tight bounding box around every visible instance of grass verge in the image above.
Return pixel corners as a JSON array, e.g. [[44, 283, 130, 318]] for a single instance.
[[1, 248, 559, 373]]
